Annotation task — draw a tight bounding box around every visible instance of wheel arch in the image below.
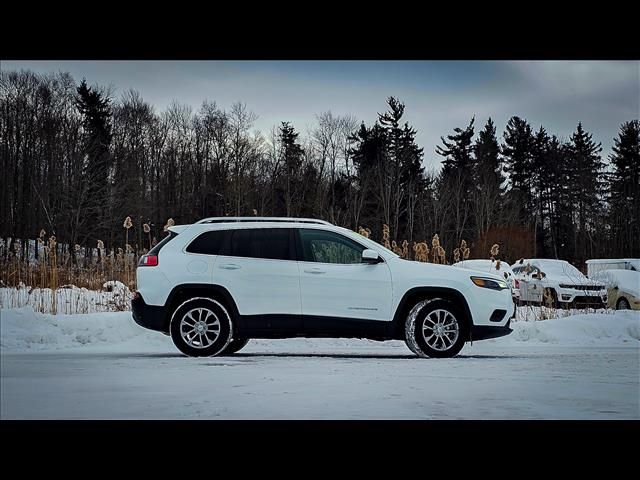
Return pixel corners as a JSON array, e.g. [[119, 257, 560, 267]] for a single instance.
[[616, 296, 629, 309], [163, 283, 239, 331], [392, 287, 472, 339]]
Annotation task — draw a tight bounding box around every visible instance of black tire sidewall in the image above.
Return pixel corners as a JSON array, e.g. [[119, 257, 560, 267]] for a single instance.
[[170, 298, 233, 357], [410, 299, 466, 358], [220, 338, 250, 355], [617, 298, 630, 310]]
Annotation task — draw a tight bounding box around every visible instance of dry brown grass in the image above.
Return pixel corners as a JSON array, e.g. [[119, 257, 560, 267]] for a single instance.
[[372, 225, 483, 265], [0, 217, 157, 312]]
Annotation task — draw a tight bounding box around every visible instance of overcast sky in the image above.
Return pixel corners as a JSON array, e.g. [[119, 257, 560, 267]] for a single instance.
[[3, 60, 638, 170]]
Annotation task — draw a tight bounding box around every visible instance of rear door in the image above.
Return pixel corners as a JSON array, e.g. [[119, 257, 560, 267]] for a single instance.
[[213, 227, 302, 329]]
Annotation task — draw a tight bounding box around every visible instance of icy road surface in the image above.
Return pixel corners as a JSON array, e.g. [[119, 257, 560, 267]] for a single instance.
[[1, 308, 639, 419]]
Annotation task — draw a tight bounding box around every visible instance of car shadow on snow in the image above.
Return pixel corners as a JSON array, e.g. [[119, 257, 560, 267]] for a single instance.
[[102, 352, 531, 360], [233, 352, 530, 360]]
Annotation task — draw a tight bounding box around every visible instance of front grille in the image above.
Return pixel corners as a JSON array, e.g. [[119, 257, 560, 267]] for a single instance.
[[571, 296, 607, 307], [558, 284, 604, 291]]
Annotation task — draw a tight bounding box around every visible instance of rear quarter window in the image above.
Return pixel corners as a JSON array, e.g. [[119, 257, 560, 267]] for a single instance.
[[186, 230, 227, 255]]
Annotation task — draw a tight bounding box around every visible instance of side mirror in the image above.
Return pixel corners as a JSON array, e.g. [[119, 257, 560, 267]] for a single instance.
[[362, 249, 382, 264]]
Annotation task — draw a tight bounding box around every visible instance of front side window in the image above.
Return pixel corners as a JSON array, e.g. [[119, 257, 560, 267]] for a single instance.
[[229, 228, 293, 261], [299, 229, 366, 264]]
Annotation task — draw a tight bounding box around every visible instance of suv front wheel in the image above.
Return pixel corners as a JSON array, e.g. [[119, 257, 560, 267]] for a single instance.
[[220, 338, 250, 355], [170, 297, 233, 357], [405, 299, 466, 358]]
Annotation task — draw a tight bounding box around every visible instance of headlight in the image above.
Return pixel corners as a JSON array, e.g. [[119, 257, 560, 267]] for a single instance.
[[470, 276, 509, 290]]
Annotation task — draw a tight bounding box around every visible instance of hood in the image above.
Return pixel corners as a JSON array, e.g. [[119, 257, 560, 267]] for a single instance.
[[596, 270, 640, 298], [393, 258, 506, 283], [542, 271, 603, 287]]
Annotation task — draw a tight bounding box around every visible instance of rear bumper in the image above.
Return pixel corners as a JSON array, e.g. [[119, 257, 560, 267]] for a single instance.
[[132, 294, 168, 334], [471, 320, 512, 341]]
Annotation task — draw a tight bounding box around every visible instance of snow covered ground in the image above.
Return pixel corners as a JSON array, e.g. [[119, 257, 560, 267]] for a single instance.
[[1, 307, 638, 419]]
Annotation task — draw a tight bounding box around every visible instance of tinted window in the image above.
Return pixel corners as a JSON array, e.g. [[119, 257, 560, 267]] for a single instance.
[[186, 230, 226, 255], [229, 228, 293, 261], [299, 229, 365, 264]]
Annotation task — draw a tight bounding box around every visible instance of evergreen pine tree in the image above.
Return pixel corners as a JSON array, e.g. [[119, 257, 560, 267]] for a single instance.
[[435, 117, 475, 248], [531, 126, 550, 256], [279, 121, 305, 216], [566, 122, 604, 261], [74, 79, 113, 247], [436, 117, 475, 178], [472, 118, 505, 252], [608, 120, 640, 256], [501, 116, 535, 225]]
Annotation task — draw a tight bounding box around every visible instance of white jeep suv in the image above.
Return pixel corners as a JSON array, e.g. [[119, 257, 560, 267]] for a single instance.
[[132, 217, 514, 358], [512, 259, 607, 308]]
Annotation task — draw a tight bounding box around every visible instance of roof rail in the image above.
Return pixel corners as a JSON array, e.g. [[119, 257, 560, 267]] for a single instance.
[[195, 217, 333, 226]]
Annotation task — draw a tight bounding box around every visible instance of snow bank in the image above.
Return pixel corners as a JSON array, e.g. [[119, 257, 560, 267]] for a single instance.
[[1, 307, 638, 353], [0, 307, 163, 351], [503, 310, 640, 346]]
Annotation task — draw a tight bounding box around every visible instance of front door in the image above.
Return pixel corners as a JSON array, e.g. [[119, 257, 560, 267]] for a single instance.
[[296, 228, 393, 323]]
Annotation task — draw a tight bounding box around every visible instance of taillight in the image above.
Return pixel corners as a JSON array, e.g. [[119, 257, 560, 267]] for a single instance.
[[514, 279, 520, 289], [138, 254, 158, 267]]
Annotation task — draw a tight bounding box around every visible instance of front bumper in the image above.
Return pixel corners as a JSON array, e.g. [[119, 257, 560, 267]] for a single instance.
[[132, 293, 169, 333], [471, 320, 512, 340], [464, 283, 515, 327], [556, 288, 607, 307]]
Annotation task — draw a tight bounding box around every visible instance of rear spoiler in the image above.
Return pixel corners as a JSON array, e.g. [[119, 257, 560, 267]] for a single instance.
[[167, 225, 189, 234]]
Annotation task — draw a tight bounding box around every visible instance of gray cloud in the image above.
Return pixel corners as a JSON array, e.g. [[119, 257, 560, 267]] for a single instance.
[[2, 60, 637, 169]]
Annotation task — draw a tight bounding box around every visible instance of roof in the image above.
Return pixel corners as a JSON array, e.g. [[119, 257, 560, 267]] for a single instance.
[[585, 258, 639, 264]]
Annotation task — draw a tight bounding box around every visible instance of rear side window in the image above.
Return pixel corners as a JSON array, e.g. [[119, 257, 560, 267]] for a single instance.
[[186, 230, 227, 255], [229, 228, 293, 261]]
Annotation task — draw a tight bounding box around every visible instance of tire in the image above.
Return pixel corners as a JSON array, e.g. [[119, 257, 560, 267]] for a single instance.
[[404, 298, 466, 358], [169, 297, 233, 357], [219, 338, 250, 355], [616, 297, 630, 310]]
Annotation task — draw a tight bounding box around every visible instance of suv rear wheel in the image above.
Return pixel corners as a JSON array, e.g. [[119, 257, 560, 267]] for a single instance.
[[170, 297, 233, 357], [405, 299, 466, 358]]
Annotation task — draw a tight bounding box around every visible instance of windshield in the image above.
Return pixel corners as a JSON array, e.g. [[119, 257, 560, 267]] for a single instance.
[[344, 229, 399, 258], [535, 261, 585, 278]]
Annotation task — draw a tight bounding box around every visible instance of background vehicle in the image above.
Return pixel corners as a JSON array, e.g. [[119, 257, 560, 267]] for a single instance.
[[452, 259, 519, 302], [591, 269, 640, 310], [513, 259, 607, 308], [132, 217, 514, 358], [586, 258, 639, 278]]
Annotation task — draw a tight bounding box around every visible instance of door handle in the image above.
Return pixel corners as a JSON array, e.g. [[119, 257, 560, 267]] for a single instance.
[[304, 268, 326, 274], [219, 264, 241, 270]]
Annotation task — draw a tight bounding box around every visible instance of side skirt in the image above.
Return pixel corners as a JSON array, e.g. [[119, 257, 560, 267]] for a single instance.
[[236, 314, 394, 340]]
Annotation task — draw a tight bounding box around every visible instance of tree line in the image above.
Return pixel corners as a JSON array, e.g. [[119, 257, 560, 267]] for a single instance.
[[1, 69, 638, 266]]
